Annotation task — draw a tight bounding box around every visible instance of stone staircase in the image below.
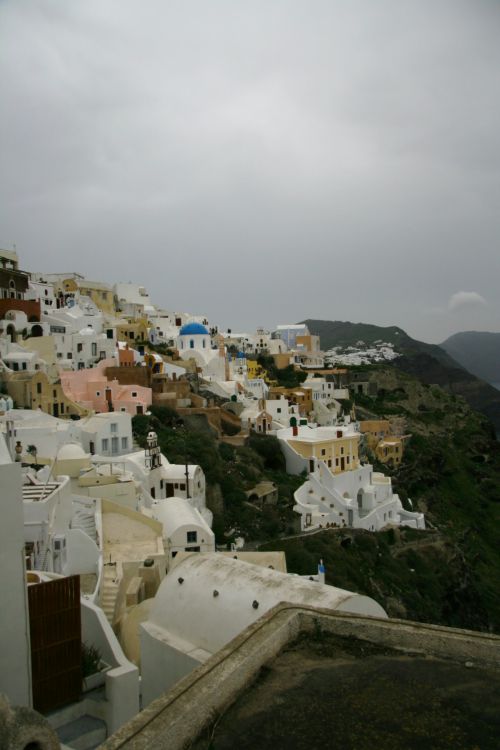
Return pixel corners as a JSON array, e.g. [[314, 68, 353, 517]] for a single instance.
[[72, 500, 97, 544], [48, 693, 107, 750], [100, 565, 119, 624]]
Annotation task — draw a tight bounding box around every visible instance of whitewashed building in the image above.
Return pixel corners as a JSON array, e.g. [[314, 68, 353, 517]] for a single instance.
[[138, 553, 387, 705], [147, 497, 215, 564], [277, 423, 425, 532], [176, 321, 226, 381], [0, 435, 32, 707]]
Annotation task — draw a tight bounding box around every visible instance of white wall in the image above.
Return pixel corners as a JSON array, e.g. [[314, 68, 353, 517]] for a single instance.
[[0, 437, 32, 706], [140, 621, 206, 706], [139, 554, 387, 702], [81, 598, 140, 732]]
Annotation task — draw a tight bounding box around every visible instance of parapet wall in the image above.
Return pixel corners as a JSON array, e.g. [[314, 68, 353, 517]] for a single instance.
[[100, 603, 500, 749]]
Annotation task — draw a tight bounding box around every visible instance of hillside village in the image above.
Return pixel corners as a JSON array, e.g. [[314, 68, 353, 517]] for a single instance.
[[4, 247, 497, 749]]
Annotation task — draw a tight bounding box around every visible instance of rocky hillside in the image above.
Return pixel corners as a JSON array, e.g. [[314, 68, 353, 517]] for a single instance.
[[440, 331, 500, 384], [263, 365, 500, 633], [302, 318, 500, 434]]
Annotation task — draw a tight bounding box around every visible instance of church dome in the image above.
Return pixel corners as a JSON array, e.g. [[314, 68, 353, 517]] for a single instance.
[[179, 322, 209, 336]]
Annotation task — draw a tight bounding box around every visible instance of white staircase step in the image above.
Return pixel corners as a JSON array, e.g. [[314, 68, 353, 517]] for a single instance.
[[56, 714, 107, 750]]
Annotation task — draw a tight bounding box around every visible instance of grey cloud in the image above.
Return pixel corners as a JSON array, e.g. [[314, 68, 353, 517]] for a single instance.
[[448, 291, 487, 312], [1, 0, 499, 342]]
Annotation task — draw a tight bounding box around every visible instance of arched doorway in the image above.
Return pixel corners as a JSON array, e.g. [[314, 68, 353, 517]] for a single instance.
[[31, 324, 43, 337], [6, 324, 16, 343], [357, 489, 364, 509]]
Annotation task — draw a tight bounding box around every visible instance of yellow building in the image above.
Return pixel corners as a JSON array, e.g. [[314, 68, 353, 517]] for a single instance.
[[359, 420, 405, 466], [116, 318, 149, 345], [375, 438, 403, 467], [269, 386, 313, 418], [57, 278, 115, 315], [246, 359, 277, 385], [358, 420, 391, 450], [287, 427, 360, 474], [3, 371, 87, 418], [296, 334, 321, 353]]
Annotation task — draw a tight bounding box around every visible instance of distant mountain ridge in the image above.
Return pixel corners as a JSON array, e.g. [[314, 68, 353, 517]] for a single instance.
[[440, 331, 500, 385], [301, 319, 500, 434]]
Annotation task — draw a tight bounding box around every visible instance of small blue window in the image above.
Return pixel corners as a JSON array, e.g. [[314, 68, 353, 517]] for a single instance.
[[190, 339, 194, 349]]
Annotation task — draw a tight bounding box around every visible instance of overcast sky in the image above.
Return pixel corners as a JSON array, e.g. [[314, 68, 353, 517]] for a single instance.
[[1, 1, 499, 343]]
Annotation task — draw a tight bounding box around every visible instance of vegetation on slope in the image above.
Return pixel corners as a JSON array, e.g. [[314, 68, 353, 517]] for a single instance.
[[132, 407, 302, 544], [262, 365, 500, 633], [134, 364, 500, 633], [302, 318, 500, 433], [440, 331, 500, 384]]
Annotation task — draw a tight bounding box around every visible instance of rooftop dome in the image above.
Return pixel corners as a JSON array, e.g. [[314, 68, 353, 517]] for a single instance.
[[179, 322, 209, 336], [57, 442, 88, 460]]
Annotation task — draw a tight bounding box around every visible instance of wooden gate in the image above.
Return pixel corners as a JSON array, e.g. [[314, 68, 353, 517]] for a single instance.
[[28, 575, 82, 713]]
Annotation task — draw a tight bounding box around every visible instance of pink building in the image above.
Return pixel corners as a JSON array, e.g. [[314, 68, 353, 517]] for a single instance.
[[60, 359, 151, 416]]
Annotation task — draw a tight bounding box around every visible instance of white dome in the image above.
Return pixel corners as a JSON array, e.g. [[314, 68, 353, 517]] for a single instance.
[[57, 442, 88, 460], [148, 554, 387, 655]]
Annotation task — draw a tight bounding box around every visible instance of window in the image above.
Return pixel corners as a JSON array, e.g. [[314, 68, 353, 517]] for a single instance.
[[190, 339, 194, 349], [131, 391, 137, 398], [53, 390, 57, 398], [187, 531, 198, 543], [121, 437, 128, 450], [21, 362, 27, 370], [102, 438, 109, 451], [96, 391, 100, 397], [277, 408, 281, 413], [77, 343, 83, 352], [111, 437, 119, 453], [67, 352, 72, 359], [91, 343, 97, 356], [37, 383, 42, 394], [321, 449, 326, 456], [180, 483, 186, 491], [111, 423, 118, 433]]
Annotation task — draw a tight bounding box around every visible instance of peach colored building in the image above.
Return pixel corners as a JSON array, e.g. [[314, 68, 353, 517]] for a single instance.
[[118, 345, 136, 367], [60, 359, 152, 416]]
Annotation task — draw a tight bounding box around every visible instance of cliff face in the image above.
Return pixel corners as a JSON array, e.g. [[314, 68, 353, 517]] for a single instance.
[[302, 319, 500, 434], [440, 331, 500, 384], [393, 353, 500, 436]]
